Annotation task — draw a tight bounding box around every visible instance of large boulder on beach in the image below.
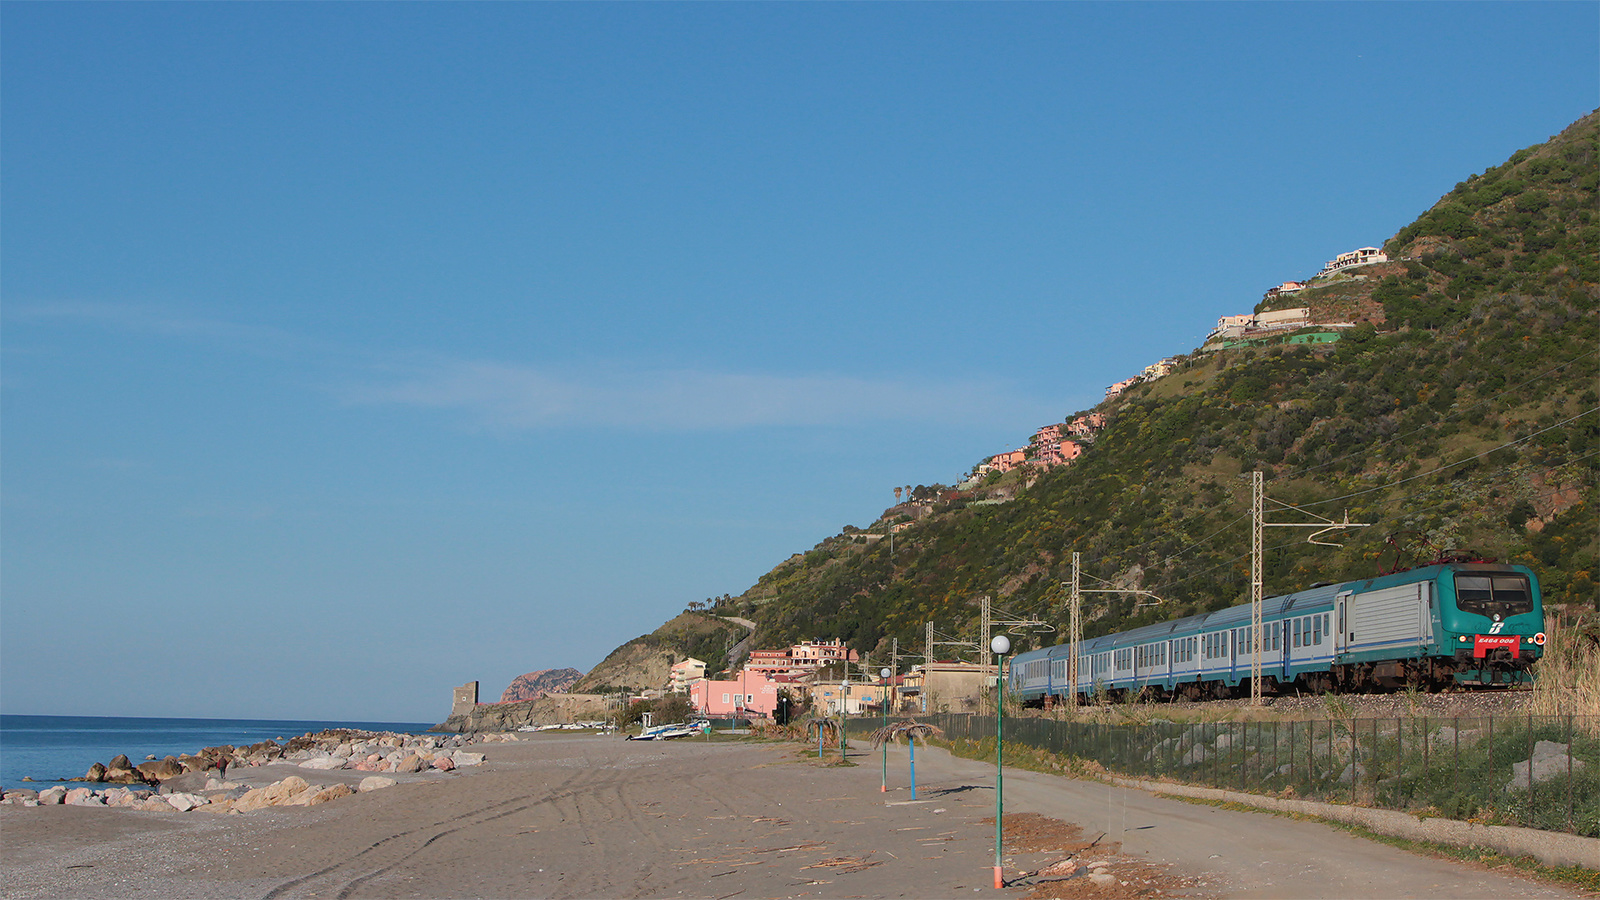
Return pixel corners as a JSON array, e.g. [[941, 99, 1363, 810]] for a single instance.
[[233, 776, 313, 812], [395, 754, 425, 774], [65, 787, 102, 806], [137, 756, 185, 783], [299, 784, 354, 806], [299, 756, 347, 770], [84, 762, 107, 783], [241, 739, 282, 760], [177, 754, 211, 773], [37, 786, 68, 805], [358, 776, 396, 792], [103, 755, 143, 784], [164, 792, 208, 812]]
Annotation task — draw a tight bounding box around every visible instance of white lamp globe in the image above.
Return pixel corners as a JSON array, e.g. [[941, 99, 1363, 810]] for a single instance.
[[990, 635, 1011, 655], [880, 668, 891, 678]]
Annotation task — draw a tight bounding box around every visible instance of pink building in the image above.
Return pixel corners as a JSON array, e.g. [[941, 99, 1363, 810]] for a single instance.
[[688, 672, 793, 718], [981, 449, 1029, 474], [1067, 413, 1105, 437], [1105, 378, 1138, 400], [1034, 438, 1083, 468], [744, 640, 859, 679]]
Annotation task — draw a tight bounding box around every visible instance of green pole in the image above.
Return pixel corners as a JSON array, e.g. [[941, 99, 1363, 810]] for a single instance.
[[880, 673, 889, 792], [991, 637, 1009, 890], [838, 677, 847, 763]]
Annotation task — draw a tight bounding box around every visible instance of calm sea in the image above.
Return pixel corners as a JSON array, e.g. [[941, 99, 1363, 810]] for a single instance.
[[0, 714, 435, 789]]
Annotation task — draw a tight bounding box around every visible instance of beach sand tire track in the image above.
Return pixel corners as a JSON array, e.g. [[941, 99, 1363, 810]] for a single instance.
[[257, 765, 602, 900]]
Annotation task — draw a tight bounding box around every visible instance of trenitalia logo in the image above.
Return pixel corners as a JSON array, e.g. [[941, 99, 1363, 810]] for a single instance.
[[1473, 634, 1522, 658]]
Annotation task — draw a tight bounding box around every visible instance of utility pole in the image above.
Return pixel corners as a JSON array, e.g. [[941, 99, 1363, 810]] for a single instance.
[[983, 596, 1051, 713], [923, 619, 982, 714], [979, 597, 992, 687], [1064, 553, 1164, 706], [1248, 470, 1370, 706], [1069, 552, 1082, 707]]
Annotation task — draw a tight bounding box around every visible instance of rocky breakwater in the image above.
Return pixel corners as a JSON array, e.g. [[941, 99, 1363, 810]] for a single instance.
[[0, 728, 520, 815]]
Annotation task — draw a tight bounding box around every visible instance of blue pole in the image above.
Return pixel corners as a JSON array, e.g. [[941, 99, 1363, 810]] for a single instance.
[[910, 738, 917, 799]]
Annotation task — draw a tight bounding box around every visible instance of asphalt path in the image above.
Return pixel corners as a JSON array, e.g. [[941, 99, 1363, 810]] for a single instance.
[[893, 741, 1584, 898]]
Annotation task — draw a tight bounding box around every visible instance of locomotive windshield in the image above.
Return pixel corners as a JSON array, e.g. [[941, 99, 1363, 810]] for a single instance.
[[1453, 573, 1533, 619]]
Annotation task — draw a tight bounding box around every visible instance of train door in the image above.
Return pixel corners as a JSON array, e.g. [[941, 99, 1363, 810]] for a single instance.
[[1335, 591, 1351, 657]]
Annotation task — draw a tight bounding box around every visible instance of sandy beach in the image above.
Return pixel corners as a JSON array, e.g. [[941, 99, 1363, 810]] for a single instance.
[[1, 733, 1584, 900]]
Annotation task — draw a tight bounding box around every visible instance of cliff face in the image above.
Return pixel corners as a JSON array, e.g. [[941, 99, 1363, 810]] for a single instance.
[[499, 668, 583, 703]]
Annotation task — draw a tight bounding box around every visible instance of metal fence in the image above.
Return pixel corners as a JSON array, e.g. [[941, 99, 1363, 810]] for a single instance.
[[854, 713, 1599, 837]]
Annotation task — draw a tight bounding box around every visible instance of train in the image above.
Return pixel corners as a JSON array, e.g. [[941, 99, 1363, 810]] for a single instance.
[[1008, 561, 1546, 704]]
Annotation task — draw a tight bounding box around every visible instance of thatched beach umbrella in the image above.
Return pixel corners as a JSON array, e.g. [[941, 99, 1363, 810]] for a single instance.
[[804, 717, 843, 751], [868, 720, 943, 797], [868, 720, 943, 748]]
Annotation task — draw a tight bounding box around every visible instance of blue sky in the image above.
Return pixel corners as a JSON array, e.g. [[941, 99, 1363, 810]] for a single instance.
[[4, 3, 1596, 723]]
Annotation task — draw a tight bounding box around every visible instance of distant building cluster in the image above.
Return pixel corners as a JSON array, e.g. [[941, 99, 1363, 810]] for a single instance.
[[942, 244, 1387, 504], [975, 413, 1107, 478], [666, 638, 956, 719], [1315, 246, 1387, 279], [1104, 355, 1184, 399], [1207, 307, 1313, 342], [1204, 244, 1386, 347], [664, 636, 998, 719]]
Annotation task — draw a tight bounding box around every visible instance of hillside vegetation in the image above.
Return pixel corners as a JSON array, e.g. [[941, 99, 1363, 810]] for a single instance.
[[573, 612, 748, 693], [643, 111, 1599, 677]]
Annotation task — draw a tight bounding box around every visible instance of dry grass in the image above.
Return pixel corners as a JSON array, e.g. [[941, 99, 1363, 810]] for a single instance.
[[1528, 611, 1600, 726]]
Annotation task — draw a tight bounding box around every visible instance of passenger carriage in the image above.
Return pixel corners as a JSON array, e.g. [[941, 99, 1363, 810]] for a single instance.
[[1009, 562, 1544, 704]]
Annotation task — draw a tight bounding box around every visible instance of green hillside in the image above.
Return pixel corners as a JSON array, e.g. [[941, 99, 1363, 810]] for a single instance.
[[690, 111, 1598, 667]]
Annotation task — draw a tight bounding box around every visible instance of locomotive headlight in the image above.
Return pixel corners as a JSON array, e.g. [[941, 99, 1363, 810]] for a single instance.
[[1457, 635, 1469, 643]]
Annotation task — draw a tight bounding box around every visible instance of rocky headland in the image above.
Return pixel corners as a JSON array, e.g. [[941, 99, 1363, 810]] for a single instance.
[[498, 667, 583, 703], [432, 692, 612, 733]]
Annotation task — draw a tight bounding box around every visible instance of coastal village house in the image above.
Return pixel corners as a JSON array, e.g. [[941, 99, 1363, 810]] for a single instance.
[[920, 660, 995, 713], [744, 639, 858, 679], [687, 672, 791, 718], [808, 679, 872, 715], [1315, 246, 1387, 278], [668, 658, 706, 693]]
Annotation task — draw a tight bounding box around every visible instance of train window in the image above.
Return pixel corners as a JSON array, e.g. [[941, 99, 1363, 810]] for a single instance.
[[1313, 617, 1322, 645], [1455, 573, 1534, 619], [1292, 620, 1301, 648]]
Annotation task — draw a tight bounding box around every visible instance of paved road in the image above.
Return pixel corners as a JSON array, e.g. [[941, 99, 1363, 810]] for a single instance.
[[893, 742, 1583, 898]]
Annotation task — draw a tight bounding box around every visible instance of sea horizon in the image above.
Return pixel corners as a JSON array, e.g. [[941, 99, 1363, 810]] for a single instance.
[[0, 713, 437, 789]]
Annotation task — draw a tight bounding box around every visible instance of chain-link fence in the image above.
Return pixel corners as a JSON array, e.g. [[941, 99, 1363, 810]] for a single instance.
[[854, 713, 1598, 837]]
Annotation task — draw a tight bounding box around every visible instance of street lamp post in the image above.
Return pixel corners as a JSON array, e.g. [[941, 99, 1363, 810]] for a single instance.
[[879, 667, 891, 792], [839, 670, 849, 763], [990, 634, 1011, 890]]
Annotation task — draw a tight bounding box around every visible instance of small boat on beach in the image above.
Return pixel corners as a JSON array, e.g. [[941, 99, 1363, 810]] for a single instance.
[[627, 722, 699, 741]]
